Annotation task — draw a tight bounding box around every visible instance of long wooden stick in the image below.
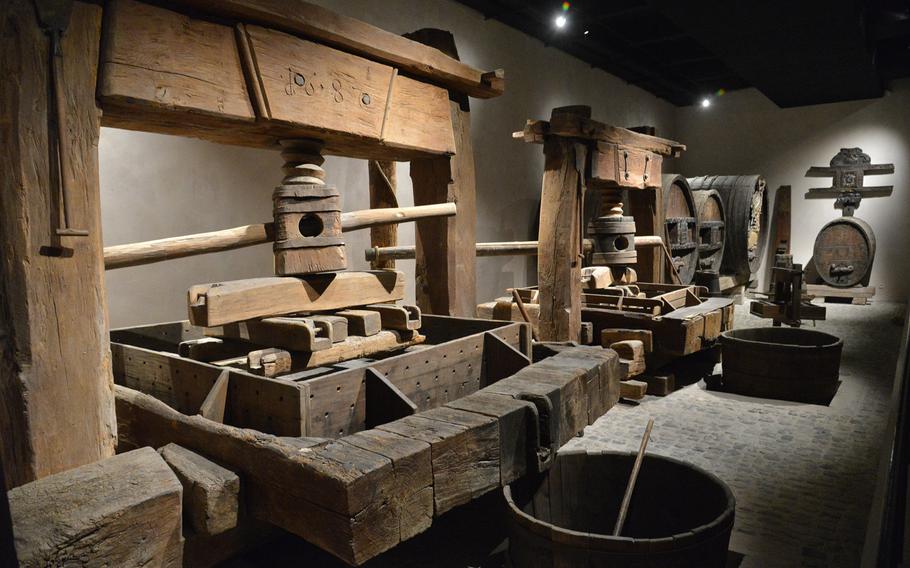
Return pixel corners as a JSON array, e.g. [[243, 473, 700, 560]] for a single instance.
[[103, 203, 456, 270], [510, 288, 538, 341], [613, 417, 654, 536]]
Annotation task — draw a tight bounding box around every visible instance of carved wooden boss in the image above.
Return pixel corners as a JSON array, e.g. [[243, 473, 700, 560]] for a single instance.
[[0, 0, 501, 496], [516, 106, 685, 342]]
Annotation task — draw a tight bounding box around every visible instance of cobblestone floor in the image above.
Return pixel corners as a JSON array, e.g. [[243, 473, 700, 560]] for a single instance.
[[564, 301, 905, 567]]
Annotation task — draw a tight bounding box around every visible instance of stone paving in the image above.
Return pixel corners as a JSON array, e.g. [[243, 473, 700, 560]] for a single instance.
[[564, 301, 905, 567]]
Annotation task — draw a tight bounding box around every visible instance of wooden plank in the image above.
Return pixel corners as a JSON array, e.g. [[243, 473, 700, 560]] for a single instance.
[[199, 370, 230, 423], [167, 0, 504, 98], [583, 307, 704, 357], [294, 330, 424, 370], [115, 386, 409, 565], [368, 161, 398, 270], [408, 29, 477, 317], [206, 316, 332, 351], [337, 309, 382, 337], [807, 284, 876, 299], [9, 448, 183, 566], [0, 0, 116, 487], [384, 74, 457, 154], [179, 337, 250, 363], [520, 115, 685, 156], [188, 270, 406, 327], [630, 186, 665, 283], [378, 407, 500, 515], [365, 368, 418, 429], [99, 0, 255, 121], [159, 443, 239, 536], [537, 135, 586, 342], [111, 342, 303, 436]]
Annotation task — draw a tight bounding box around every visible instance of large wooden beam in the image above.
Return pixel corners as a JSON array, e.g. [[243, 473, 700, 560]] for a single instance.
[[8, 448, 183, 566], [0, 0, 116, 488], [537, 135, 587, 342], [98, 0, 458, 160], [167, 0, 504, 99], [408, 29, 477, 317]]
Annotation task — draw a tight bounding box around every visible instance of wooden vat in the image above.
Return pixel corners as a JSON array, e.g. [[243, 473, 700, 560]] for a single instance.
[[719, 327, 843, 404], [113, 316, 623, 565], [689, 175, 768, 278], [692, 189, 726, 275], [812, 216, 876, 288], [504, 449, 735, 567], [661, 175, 700, 285]]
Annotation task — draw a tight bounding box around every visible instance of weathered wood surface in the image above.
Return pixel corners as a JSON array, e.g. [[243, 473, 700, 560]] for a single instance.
[[188, 270, 406, 327], [369, 161, 398, 269], [408, 29, 477, 317], [812, 217, 876, 288], [207, 316, 332, 352], [198, 370, 230, 423], [620, 379, 648, 399], [160, 443, 239, 537], [104, 203, 456, 270], [611, 340, 646, 377], [516, 115, 685, 157], [9, 447, 183, 567], [286, 330, 424, 370], [98, 0, 458, 159], [628, 187, 665, 282], [0, 0, 116, 488], [365, 368, 418, 429], [168, 0, 504, 98], [601, 329, 654, 352], [367, 304, 422, 330], [0, 456, 16, 566], [337, 309, 382, 336], [537, 135, 586, 342]]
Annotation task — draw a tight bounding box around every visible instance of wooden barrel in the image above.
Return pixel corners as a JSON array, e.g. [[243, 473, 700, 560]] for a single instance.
[[719, 328, 843, 405], [812, 216, 876, 288], [688, 175, 768, 277], [505, 450, 735, 567], [661, 174, 700, 284], [692, 189, 726, 274]]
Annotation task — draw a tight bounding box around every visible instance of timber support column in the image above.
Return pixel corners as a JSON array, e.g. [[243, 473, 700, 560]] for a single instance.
[[0, 1, 116, 487], [368, 160, 398, 270], [536, 109, 589, 342], [406, 29, 477, 317]]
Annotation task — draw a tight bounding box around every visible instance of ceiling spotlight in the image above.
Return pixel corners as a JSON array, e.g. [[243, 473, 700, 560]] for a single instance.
[[701, 98, 711, 108], [584, 30, 589, 35], [555, 15, 567, 28]]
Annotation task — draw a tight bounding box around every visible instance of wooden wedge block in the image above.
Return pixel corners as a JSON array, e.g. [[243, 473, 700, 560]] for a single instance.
[[198, 370, 229, 423], [8, 447, 183, 567], [601, 328, 654, 352], [207, 316, 332, 351], [247, 348, 292, 377], [337, 309, 382, 336], [188, 271, 406, 327], [366, 304, 422, 330], [310, 315, 349, 342], [378, 407, 499, 515], [643, 373, 675, 396], [620, 379, 648, 400], [611, 339, 646, 377], [159, 443, 240, 537]]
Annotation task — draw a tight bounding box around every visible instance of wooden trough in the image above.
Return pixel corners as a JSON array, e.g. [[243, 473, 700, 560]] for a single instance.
[[504, 449, 735, 567], [113, 316, 623, 565]]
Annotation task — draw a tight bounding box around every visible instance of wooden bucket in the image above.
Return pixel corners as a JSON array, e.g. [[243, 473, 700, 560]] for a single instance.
[[662, 174, 700, 284], [504, 450, 735, 567], [719, 327, 843, 404], [688, 175, 768, 277], [812, 216, 876, 288], [692, 189, 726, 274]]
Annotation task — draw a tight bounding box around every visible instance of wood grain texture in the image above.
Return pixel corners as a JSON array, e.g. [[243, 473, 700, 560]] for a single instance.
[[0, 0, 116, 488], [8, 448, 183, 567], [537, 137, 586, 342], [159, 443, 239, 537], [368, 161, 398, 269], [408, 29, 477, 317], [100, 0, 254, 121], [188, 270, 406, 326], [166, 0, 504, 98]]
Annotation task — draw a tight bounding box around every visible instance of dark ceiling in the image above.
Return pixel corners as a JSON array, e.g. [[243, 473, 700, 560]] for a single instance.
[[454, 0, 910, 107]]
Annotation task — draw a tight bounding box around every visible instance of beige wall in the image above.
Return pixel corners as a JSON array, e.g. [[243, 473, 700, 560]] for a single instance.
[[100, 0, 677, 328], [675, 79, 910, 300]]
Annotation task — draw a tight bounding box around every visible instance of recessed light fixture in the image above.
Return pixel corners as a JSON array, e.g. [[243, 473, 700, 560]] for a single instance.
[[584, 30, 589, 35], [701, 98, 711, 108], [555, 15, 567, 28]]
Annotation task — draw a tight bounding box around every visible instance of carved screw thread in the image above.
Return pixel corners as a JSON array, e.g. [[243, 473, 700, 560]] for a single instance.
[[279, 139, 326, 186]]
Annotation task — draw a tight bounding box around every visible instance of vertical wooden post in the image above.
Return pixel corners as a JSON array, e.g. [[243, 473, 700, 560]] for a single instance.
[[0, 453, 16, 566], [368, 160, 398, 270], [406, 29, 477, 317], [628, 187, 665, 282], [0, 1, 116, 488], [537, 136, 587, 342]]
